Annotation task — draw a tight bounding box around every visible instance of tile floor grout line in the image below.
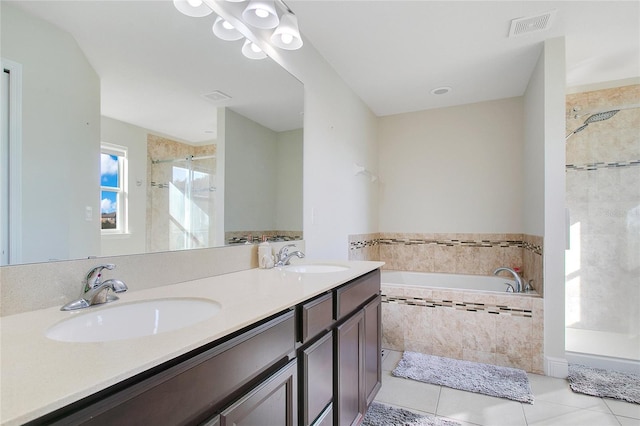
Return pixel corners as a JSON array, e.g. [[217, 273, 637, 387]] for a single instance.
[[434, 384, 443, 418], [520, 400, 529, 426]]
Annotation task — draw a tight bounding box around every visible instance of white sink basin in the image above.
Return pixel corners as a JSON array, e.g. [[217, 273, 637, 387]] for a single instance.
[[284, 264, 349, 274], [46, 298, 221, 343]]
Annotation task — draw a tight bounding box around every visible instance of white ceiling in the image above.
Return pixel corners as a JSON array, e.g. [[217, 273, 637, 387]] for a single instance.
[[9, 0, 304, 144], [291, 0, 640, 116], [9, 1, 639, 143]]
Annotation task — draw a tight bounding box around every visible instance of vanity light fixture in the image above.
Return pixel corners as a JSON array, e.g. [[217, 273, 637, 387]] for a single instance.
[[242, 0, 279, 29], [173, 0, 213, 18], [242, 39, 268, 60], [212, 17, 243, 41], [271, 11, 303, 50], [173, 0, 303, 61]]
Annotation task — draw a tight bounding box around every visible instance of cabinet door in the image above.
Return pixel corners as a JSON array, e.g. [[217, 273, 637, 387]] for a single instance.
[[334, 310, 364, 426], [300, 331, 333, 425], [363, 295, 382, 406], [220, 360, 297, 426]]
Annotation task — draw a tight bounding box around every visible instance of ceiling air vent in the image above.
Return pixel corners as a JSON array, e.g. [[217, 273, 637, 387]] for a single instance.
[[203, 90, 232, 102], [508, 9, 556, 37]]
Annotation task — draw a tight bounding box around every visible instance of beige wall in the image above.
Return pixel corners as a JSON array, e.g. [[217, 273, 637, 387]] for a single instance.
[[378, 97, 525, 234]]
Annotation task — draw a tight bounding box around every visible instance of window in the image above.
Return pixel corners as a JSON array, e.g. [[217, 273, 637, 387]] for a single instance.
[[100, 144, 128, 233]]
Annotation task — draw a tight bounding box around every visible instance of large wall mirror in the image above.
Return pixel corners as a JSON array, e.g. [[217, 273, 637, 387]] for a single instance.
[[1, 1, 303, 265]]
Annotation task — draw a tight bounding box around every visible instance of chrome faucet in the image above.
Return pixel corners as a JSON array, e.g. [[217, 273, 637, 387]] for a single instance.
[[493, 267, 523, 293], [275, 244, 305, 267], [61, 264, 128, 311]]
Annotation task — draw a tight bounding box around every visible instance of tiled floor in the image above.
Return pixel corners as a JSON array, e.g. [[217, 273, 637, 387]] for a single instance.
[[376, 350, 640, 426]]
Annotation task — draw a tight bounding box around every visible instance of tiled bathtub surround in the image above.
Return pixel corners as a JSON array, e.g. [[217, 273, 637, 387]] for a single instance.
[[349, 233, 543, 294], [381, 284, 544, 374], [349, 232, 544, 373]]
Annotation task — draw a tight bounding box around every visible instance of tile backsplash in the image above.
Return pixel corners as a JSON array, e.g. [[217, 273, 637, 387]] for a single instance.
[[0, 241, 304, 317]]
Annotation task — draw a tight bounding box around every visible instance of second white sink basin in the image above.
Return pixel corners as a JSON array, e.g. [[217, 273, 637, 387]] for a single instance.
[[46, 298, 221, 343], [284, 264, 349, 274]]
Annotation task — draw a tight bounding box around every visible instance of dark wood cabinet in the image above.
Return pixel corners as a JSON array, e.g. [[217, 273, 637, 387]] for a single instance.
[[39, 312, 296, 426], [363, 295, 382, 406], [335, 310, 365, 426], [32, 269, 382, 426], [299, 331, 333, 425], [218, 360, 297, 426], [334, 271, 382, 426], [299, 292, 334, 343]]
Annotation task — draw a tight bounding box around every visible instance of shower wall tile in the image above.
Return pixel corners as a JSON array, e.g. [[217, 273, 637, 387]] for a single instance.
[[566, 84, 640, 338], [146, 135, 216, 253]]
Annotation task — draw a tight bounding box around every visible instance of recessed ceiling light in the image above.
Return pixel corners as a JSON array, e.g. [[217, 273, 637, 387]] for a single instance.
[[430, 86, 451, 95]]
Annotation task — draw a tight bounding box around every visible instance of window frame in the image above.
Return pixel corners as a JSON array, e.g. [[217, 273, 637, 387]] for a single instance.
[[100, 143, 129, 235]]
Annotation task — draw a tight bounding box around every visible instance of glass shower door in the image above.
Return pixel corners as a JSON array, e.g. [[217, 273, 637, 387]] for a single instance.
[[565, 85, 640, 367], [149, 155, 216, 252]]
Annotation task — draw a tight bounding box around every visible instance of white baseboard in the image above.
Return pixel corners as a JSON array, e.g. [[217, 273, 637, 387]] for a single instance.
[[566, 352, 640, 375], [545, 356, 569, 378]]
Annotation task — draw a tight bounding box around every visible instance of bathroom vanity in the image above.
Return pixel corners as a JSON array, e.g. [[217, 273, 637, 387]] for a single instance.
[[0, 261, 383, 426]]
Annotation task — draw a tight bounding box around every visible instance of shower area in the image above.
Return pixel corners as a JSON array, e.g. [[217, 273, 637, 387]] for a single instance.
[[147, 135, 217, 253], [565, 83, 640, 371]]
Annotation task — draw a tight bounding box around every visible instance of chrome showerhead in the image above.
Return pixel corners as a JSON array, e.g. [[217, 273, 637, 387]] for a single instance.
[[583, 110, 619, 124], [566, 109, 621, 140]]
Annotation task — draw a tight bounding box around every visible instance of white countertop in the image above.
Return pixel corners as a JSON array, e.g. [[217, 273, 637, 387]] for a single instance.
[[0, 260, 383, 425]]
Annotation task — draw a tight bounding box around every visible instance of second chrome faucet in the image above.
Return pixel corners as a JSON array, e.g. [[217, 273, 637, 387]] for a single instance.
[[275, 244, 305, 267]]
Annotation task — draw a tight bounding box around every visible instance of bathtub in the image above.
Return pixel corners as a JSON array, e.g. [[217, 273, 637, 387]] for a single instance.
[[382, 270, 522, 293], [380, 269, 543, 373]]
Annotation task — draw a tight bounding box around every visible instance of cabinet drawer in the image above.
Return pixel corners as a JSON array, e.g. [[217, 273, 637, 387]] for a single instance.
[[49, 311, 295, 426], [300, 292, 333, 343], [335, 269, 380, 320]]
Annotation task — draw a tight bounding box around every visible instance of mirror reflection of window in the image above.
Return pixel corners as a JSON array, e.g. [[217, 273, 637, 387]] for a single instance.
[[100, 144, 128, 233]]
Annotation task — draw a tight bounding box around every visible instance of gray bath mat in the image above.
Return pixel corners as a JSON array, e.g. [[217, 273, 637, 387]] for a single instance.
[[568, 363, 640, 404], [392, 351, 534, 404], [363, 402, 460, 426]]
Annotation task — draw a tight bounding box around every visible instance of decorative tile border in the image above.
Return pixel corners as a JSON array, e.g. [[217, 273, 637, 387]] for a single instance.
[[382, 294, 533, 318], [350, 237, 543, 256], [350, 240, 379, 250], [566, 160, 640, 171], [522, 241, 543, 256], [378, 238, 523, 248]]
